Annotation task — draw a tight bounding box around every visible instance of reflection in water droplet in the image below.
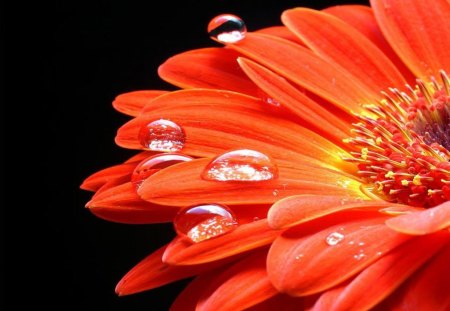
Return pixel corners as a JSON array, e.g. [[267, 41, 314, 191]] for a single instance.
[[174, 203, 238, 243], [272, 189, 279, 196], [295, 254, 304, 260], [207, 14, 247, 43], [138, 119, 186, 152], [325, 232, 345, 246], [202, 149, 278, 182], [131, 153, 193, 188]]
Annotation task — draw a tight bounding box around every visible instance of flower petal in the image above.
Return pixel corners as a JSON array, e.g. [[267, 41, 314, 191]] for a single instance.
[[81, 162, 135, 191], [170, 273, 218, 311], [385, 241, 450, 311], [371, 0, 450, 78], [115, 246, 224, 296], [162, 219, 278, 265], [245, 294, 312, 311], [112, 90, 168, 117], [267, 217, 412, 296], [86, 182, 178, 224], [268, 195, 396, 229], [158, 48, 259, 96], [197, 250, 278, 311], [282, 8, 406, 92], [323, 5, 415, 84], [255, 26, 304, 45], [237, 57, 351, 145], [385, 201, 450, 235], [139, 158, 363, 207], [229, 33, 379, 111], [315, 231, 450, 310]]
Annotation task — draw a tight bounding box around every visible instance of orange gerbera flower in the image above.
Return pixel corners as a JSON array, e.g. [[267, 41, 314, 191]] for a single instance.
[[81, 0, 450, 310]]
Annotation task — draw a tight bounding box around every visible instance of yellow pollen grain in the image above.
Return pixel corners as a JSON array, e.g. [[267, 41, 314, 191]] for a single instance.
[[361, 147, 369, 160], [376, 137, 382, 145], [385, 171, 395, 179], [401, 179, 409, 186], [413, 175, 422, 186]]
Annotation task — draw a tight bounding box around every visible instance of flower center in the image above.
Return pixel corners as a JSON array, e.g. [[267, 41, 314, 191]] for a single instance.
[[344, 71, 450, 208]]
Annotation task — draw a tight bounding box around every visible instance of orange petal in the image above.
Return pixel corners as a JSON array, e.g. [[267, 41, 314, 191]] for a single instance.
[[282, 8, 406, 93], [385, 241, 450, 311], [81, 162, 135, 191], [116, 89, 354, 172], [170, 273, 218, 311], [115, 246, 224, 296], [237, 57, 350, 145], [323, 5, 415, 84], [229, 33, 380, 111], [315, 231, 450, 310], [267, 217, 412, 296], [197, 250, 278, 311], [158, 48, 259, 96], [385, 201, 450, 235], [162, 219, 278, 265], [245, 294, 312, 311], [255, 26, 304, 45], [371, 0, 450, 78], [112, 90, 168, 117], [86, 182, 178, 224], [139, 158, 363, 207], [268, 195, 398, 229]]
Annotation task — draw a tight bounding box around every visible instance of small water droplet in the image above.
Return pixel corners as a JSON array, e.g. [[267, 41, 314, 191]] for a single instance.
[[263, 97, 281, 107], [202, 149, 278, 182], [131, 153, 193, 188], [272, 189, 279, 196], [174, 203, 238, 243], [358, 242, 365, 246], [354, 253, 366, 260], [295, 254, 304, 260], [325, 232, 345, 246], [376, 251, 383, 256], [348, 241, 355, 245], [138, 119, 186, 152], [208, 14, 246, 43], [337, 180, 351, 189]]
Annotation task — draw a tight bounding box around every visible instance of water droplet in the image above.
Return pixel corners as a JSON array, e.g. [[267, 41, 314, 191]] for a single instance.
[[138, 119, 186, 152], [174, 203, 238, 243], [358, 242, 365, 246], [131, 153, 193, 188], [354, 253, 366, 260], [202, 149, 278, 182], [295, 254, 304, 260], [325, 232, 345, 246], [272, 189, 279, 196], [208, 14, 246, 43]]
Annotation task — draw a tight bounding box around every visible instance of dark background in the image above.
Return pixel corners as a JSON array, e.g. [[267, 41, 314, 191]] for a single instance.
[[4, 0, 368, 310]]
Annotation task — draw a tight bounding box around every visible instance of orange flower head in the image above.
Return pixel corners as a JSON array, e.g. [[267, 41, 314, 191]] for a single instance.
[[82, 0, 450, 310]]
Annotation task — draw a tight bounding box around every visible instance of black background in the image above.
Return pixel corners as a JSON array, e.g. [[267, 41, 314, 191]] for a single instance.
[[4, 0, 369, 310]]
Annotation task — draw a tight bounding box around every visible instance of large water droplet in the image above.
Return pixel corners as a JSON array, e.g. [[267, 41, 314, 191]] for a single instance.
[[208, 14, 246, 43], [325, 232, 345, 246], [202, 149, 278, 182], [174, 203, 238, 243], [138, 119, 186, 152], [131, 153, 193, 188]]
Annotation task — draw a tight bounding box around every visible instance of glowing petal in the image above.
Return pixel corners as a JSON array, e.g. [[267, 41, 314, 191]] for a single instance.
[[267, 218, 412, 296], [371, 0, 450, 78], [386, 202, 450, 235], [282, 8, 406, 92]]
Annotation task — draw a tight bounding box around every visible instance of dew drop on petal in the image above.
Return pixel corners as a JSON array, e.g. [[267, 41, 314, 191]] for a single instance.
[[138, 119, 186, 152], [202, 149, 278, 182], [325, 232, 345, 246], [131, 153, 193, 188], [207, 14, 247, 43], [174, 203, 238, 243]]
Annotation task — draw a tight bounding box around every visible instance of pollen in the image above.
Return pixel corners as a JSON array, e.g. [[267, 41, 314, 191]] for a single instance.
[[344, 71, 450, 208]]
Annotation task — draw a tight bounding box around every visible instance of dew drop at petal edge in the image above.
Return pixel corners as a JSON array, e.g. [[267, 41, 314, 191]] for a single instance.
[[174, 204, 238, 243], [208, 14, 247, 43], [138, 119, 186, 152], [202, 149, 278, 182], [131, 153, 193, 188]]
